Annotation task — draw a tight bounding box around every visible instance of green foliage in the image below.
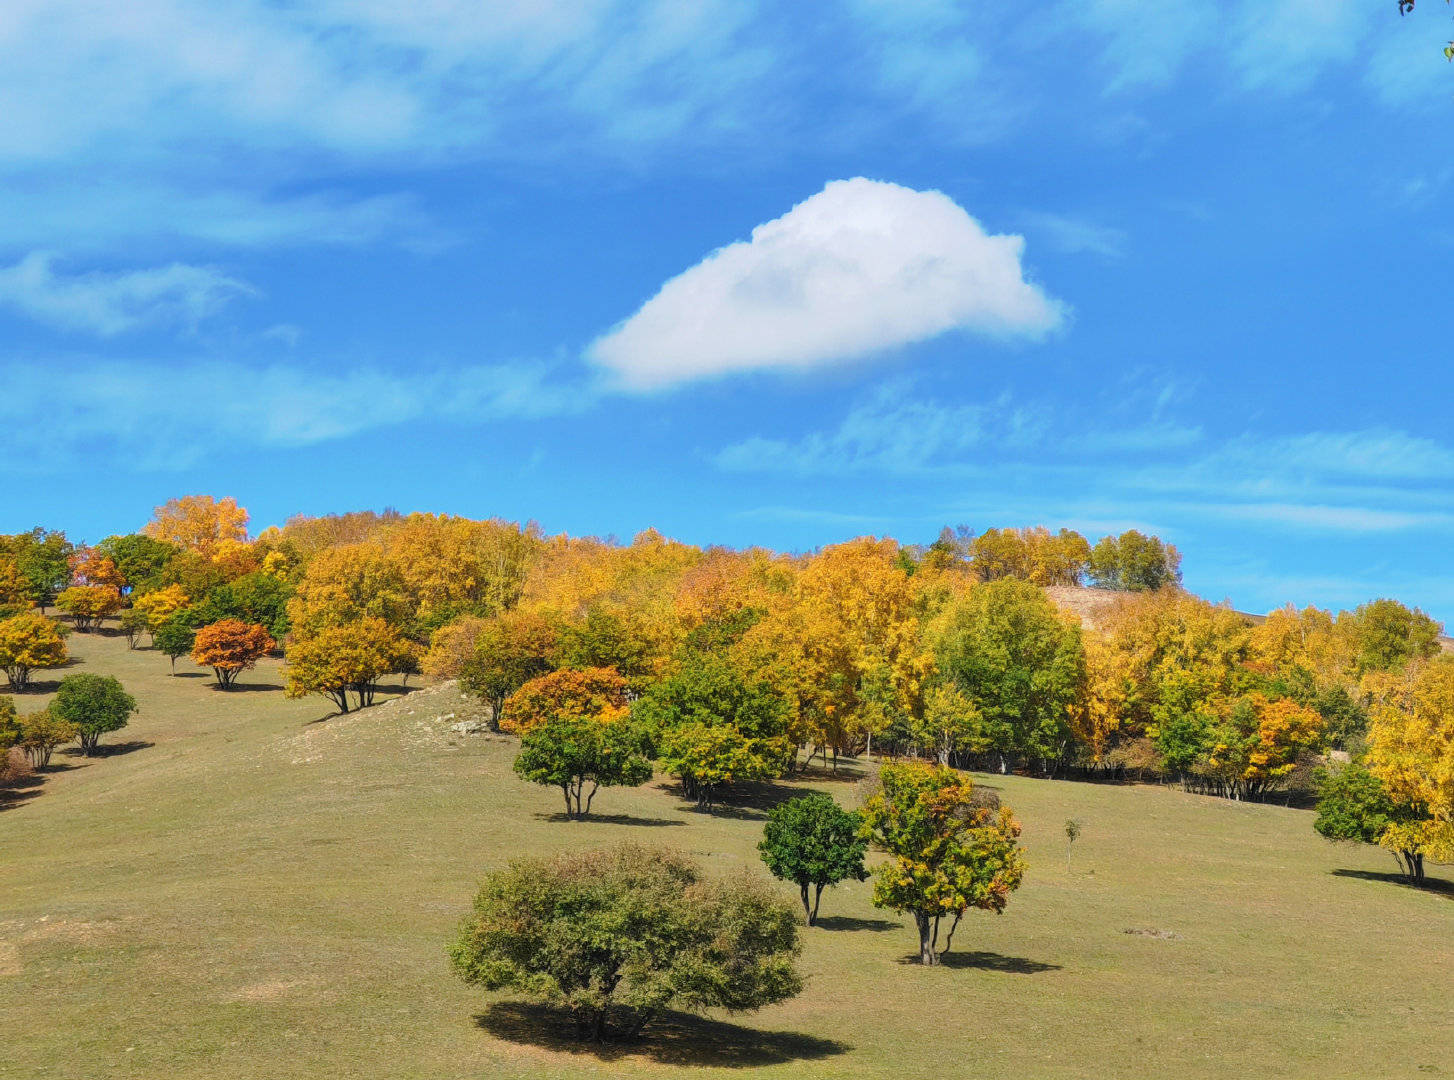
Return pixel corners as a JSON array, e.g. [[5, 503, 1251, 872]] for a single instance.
[[1343, 598, 1441, 676], [513, 713, 653, 818], [192, 572, 294, 640], [449, 844, 803, 1041], [758, 793, 868, 924], [1, 528, 74, 609], [51, 673, 138, 755], [553, 605, 657, 688], [456, 613, 556, 732], [934, 578, 1085, 767], [860, 762, 1026, 965], [1087, 530, 1182, 591], [634, 649, 793, 808], [96, 534, 178, 595], [658, 721, 784, 810], [119, 609, 150, 650], [152, 617, 197, 672], [1314, 761, 1405, 847]]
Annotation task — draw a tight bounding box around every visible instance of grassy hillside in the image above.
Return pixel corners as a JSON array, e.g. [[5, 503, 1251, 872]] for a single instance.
[[2, 629, 1451, 1080]]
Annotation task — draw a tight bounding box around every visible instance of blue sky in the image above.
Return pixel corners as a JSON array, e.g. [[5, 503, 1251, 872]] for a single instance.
[[1, 1, 1452, 622]]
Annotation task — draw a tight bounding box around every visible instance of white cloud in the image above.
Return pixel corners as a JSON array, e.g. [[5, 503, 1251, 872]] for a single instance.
[[0, 253, 256, 335], [588, 178, 1066, 390], [0, 357, 586, 468]]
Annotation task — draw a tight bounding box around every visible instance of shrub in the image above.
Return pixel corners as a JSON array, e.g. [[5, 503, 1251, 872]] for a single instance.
[[52, 673, 137, 755], [18, 709, 79, 768], [450, 844, 802, 1041]]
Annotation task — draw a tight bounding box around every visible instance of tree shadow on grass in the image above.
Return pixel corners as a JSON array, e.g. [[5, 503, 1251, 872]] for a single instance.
[[1331, 868, 1454, 899], [169, 671, 209, 679], [898, 950, 1062, 973], [475, 1003, 849, 1068], [59, 740, 154, 759], [214, 682, 285, 693], [0, 771, 46, 811], [532, 812, 685, 827], [812, 915, 900, 932]]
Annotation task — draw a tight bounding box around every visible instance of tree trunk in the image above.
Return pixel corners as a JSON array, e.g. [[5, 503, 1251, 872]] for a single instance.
[[812, 882, 824, 925], [915, 913, 936, 965], [800, 882, 812, 924]]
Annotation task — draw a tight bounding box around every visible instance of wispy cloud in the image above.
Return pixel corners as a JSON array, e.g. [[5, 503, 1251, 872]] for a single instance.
[[0, 253, 256, 335], [0, 357, 588, 469], [589, 178, 1065, 390], [714, 383, 1454, 535], [1019, 212, 1128, 260]]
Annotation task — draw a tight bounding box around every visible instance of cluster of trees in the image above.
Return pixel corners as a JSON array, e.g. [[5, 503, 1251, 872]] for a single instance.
[[449, 764, 1029, 1043], [0, 673, 138, 770]]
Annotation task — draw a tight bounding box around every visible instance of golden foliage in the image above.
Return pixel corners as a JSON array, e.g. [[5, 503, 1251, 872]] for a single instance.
[[143, 495, 249, 557]]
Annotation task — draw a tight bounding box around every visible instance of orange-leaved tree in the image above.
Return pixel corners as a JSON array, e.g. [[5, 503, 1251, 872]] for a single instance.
[[191, 619, 275, 689], [499, 667, 628, 735]]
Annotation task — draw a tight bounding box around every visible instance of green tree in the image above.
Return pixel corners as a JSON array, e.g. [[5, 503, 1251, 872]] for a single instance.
[[119, 608, 149, 649], [1314, 761, 1426, 882], [1341, 598, 1442, 677], [191, 571, 295, 640], [860, 762, 1026, 965], [4, 528, 73, 610], [52, 673, 138, 756], [96, 534, 178, 595], [153, 617, 196, 674], [455, 611, 556, 732], [934, 578, 1085, 771], [1087, 530, 1182, 591], [450, 844, 803, 1042], [513, 711, 653, 818], [758, 793, 868, 925], [658, 722, 782, 811]]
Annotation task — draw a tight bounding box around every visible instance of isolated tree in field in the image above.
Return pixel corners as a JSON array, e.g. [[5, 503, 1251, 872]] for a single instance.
[[513, 708, 653, 817], [500, 666, 628, 735], [18, 709, 79, 768], [759, 793, 868, 925], [861, 762, 1026, 965], [452, 610, 557, 731], [52, 673, 137, 755], [55, 585, 123, 632], [143, 495, 249, 557], [285, 618, 416, 713], [191, 619, 275, 689], [132, 584, 190, 632], [152, 617, 196, 674], [934, 578, 1085, 771], [450, 844, 803, 1041], [119, 609, 149, 649], [1087, 530, 1182, 592], [0, 610, 68, 691], [1313, 761, 1427, 882]]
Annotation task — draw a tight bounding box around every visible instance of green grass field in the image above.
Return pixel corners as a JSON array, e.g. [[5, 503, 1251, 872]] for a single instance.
[[3, 628, 1451, 1080]]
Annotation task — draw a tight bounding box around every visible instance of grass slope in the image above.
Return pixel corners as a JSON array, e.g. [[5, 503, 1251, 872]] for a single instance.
[[2, 629, 1451, 1079]]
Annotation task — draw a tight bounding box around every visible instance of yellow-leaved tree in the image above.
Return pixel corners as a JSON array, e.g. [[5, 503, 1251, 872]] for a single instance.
[[1366, 656, 1454, 875], [144, 495, 249, 557]]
